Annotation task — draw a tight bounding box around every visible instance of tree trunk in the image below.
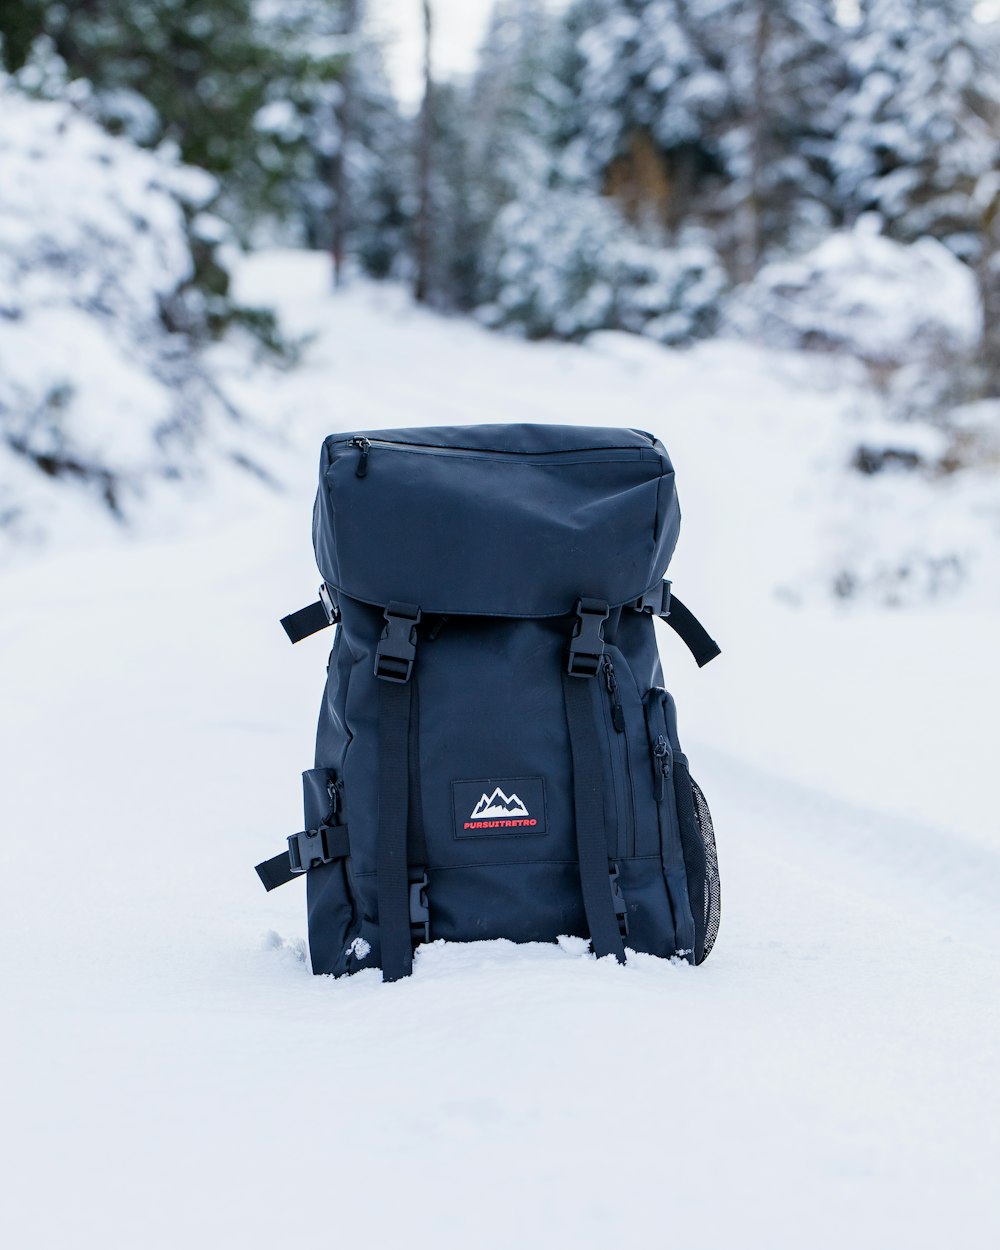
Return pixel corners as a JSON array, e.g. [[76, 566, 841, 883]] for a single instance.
[[977, 191, 1000, 397], [331, 0, 361, 288], [414, 0, 434, 304], [742, 0, 770, 281]]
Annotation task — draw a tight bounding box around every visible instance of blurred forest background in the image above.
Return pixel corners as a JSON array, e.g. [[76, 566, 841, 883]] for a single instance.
[[2, 0, 1000, 597]]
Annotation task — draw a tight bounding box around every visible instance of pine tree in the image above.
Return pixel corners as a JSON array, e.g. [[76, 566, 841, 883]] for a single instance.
[[832, 0, 999, 257], [1, 0, 276, 215], [568, 0, 731, 240], [565, 0, 845, 271], [255, 1, 408, 275], [460, 1, 564, 297], [712, 0, 847, 276]]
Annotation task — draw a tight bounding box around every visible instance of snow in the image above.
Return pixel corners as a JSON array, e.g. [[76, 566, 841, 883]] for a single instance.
[[727, 217, 982, 364], [2, 250, 999, 1248]]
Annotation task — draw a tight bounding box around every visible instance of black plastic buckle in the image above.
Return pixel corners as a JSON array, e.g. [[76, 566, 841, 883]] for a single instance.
[[409, 871, 430, 945], [610, 865, 629, 938], [566, 598, 609, 677], [287, 825, 335, 874], [633, 580, 671, 618], [374, 602, 421, 683], [318, 582, 340, 625]]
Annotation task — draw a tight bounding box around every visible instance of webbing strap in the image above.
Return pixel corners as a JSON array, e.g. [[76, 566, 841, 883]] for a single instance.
[[633, 583, 721, 668], [280, 601, 330, 643], [377, 676, 415, 982], [561, 670, 627, 964], [665, 595, 721, 668], [255, 824, 351, 892], [280, 586, 339, 644]]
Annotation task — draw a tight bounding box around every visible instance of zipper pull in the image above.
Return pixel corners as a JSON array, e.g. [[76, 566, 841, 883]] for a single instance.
[[603, 656, 626, 732], [350, 437, 371, 477], [652, 735, 671, 801]]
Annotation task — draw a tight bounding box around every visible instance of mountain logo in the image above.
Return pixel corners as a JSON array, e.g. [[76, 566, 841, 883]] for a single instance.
[[454, 776, 545, 837], [469, 787, 530, 820]]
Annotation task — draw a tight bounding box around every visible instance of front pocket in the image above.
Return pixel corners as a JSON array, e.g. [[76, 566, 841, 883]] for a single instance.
[[643, 688, 697, 958], [302, 767, 357, 975], [600, 654, 635, 858]]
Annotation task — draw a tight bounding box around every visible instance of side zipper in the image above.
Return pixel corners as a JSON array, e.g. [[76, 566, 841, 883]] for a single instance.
[[651, 733, 672, 803], [602, 655, 637, 857]]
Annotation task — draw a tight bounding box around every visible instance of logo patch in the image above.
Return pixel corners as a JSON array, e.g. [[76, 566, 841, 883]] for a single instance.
[[453, 777, 547, 838]]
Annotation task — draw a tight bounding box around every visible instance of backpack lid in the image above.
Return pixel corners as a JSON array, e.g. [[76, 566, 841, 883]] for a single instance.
[[312, 424, 680, 618]]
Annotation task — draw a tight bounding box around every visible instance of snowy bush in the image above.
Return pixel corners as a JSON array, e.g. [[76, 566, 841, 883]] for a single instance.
[[726, 218, 982, 369], [0, 84, 255, 548], [479, 189, 726, 344]]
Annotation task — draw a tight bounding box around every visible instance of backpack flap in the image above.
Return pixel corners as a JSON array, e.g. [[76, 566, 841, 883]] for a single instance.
[[312, 424, 680, 617]]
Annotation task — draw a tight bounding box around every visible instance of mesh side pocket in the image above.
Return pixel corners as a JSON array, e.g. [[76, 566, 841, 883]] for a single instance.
[[673, 761, 721, 964], [690, 778, 721, 962]]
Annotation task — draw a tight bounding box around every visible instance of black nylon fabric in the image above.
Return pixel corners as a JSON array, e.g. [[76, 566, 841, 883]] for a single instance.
[[562, 670, 627, 963], [274, 424, 722, 979], [312, 424, 680, 618], [377, 678, 414, 982]]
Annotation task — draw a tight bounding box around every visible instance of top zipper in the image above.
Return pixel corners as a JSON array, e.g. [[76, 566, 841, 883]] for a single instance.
[[343, 435, 653, 478], [349, 437, 371, 477]]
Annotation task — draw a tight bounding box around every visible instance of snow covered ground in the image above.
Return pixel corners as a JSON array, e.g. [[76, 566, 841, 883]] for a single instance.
[[2, 251, 998, 1248]]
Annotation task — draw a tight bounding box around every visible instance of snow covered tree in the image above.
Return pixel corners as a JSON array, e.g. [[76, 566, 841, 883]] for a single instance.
[[252, 1, 408, 276], [0, 82, 264, 544], [712, 0, 847, 275], [413, 0, 569, 309], [1, 1, 274, 204], [831, 1, 1000, 395], [569, 0, 731, 240], [566, 0, 845, 273], [465, 0, 564, 211], [0, 0, 407, 275], [832, 0, 1000, 257], [481, 188, 725, 343]]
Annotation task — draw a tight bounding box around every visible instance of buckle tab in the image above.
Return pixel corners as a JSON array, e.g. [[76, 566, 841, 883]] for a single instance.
[[318, 583, 340, 625], [633, 580, 671, 618], [287, 825, 334, 874], [610, 865, 629, 938], [566, 598, 609, 677], [374, 602, 421, 683], [409, 871, 430, 944]]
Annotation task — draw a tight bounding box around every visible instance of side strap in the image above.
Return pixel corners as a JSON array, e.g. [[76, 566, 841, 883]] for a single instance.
[[255, 824, 351, 892], [562, 600, 627, 964], [634, 583, 721, 668], [280, 585, 339, 644]]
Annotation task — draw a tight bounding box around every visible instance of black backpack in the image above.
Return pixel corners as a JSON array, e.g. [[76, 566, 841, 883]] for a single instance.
[[255, 424, 721, 981]]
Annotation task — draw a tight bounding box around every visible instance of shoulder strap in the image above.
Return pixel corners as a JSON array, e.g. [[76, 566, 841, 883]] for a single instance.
[[633, 582, 721, 668]]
